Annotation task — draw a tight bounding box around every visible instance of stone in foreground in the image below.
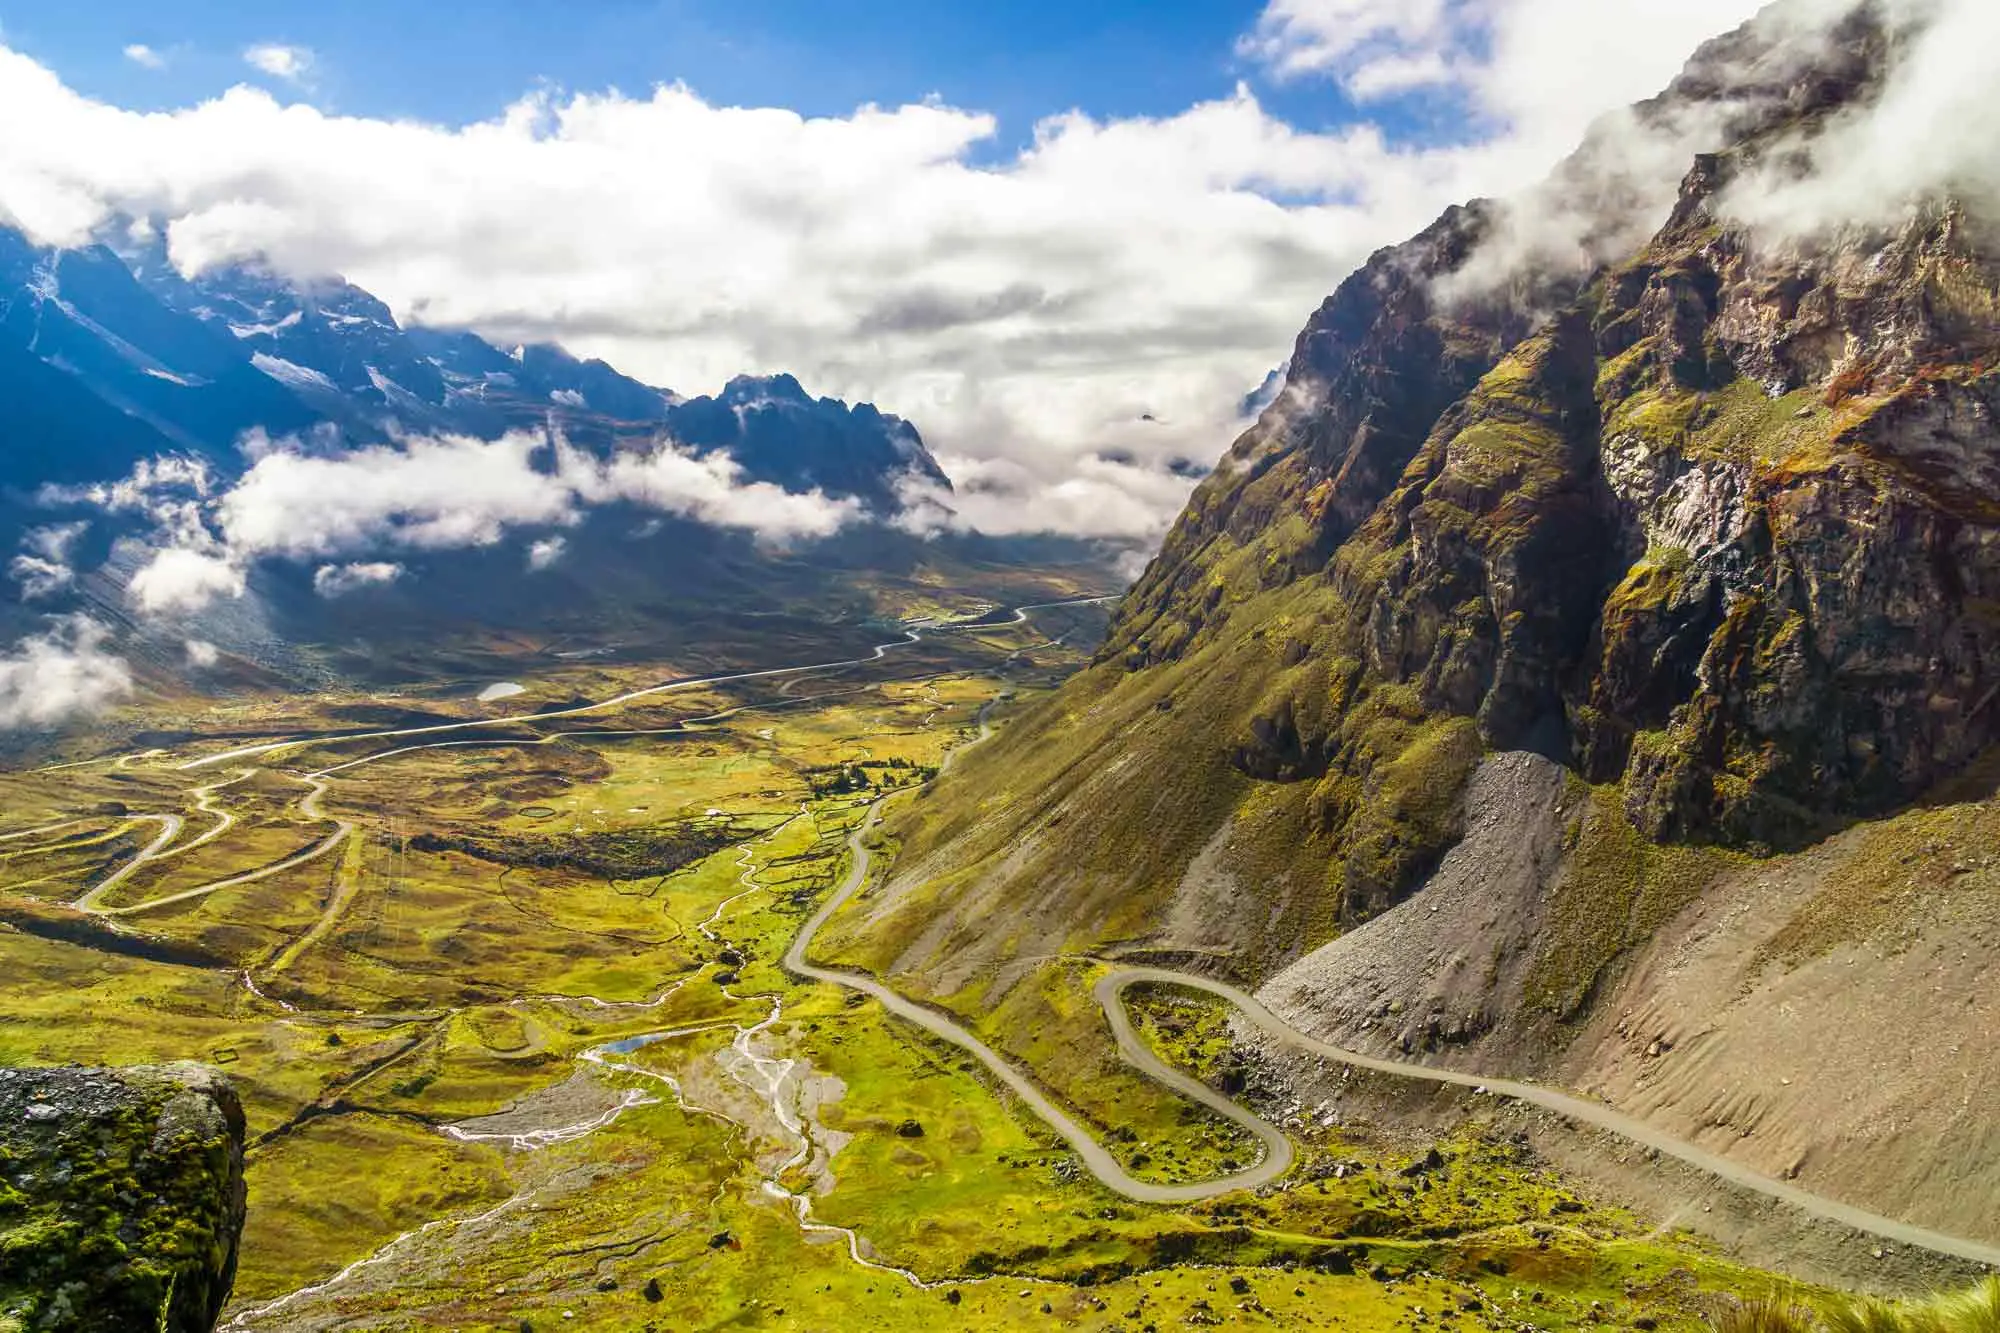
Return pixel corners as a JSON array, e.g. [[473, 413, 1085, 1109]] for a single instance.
[[0, 1063, 247, 1333]]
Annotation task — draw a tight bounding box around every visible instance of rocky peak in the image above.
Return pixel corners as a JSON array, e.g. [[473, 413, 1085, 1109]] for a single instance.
[[720, 372, 811, 406], [668, 374, 952, 511], [1082, 0, 2000, 913]]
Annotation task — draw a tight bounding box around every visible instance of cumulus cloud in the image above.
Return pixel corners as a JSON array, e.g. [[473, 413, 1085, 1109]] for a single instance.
[[216, 434, 576, 558], [185, 638, 220, 667], [10, 522, 87, 599], [242, 43, 312, 83], [2, 4, 1946, 541], [123, 44, 166, 71], [0, 24, 1782, 545], [0, 617, 133, 730], [525, 537, 567, 571], [129, 545, 246, 615], [313, 561, 404, 597]]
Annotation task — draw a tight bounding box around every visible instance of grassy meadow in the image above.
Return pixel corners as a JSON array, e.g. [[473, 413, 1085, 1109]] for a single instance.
[[0, 598, 1876, 1330]]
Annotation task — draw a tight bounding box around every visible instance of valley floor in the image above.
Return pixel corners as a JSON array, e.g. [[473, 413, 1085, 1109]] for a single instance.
[[0, 597, 1964, 1332]]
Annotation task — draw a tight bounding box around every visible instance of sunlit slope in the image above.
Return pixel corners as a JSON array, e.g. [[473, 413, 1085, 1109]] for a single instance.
[[829, 4, 2000, 1048]]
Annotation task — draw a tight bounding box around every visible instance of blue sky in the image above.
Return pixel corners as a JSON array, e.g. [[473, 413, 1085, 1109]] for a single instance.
[[0, 0, 1409, 150]]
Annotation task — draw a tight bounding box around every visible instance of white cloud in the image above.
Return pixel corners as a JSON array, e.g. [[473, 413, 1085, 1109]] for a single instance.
[[123, 44, 166, 71], [129, 545, 246, 614], [584, 445, 861, 542], [1720, 0, 2000, 239], [525, 536, 567, 571], [52, 431, 865, 614], [216, 433, 576, 558], [313, 561, 404, 597], [242, 43, 313, 83], [0, 4, 1934, 542], [1242, 0, 1767, 129], [0, 617, 133, 730], [1239, 0, 1464, 86], [895, 455, 1202, 543], [10, 522, 87, 599], [40, 456, 210, 514], [185, 638, 220, 667]]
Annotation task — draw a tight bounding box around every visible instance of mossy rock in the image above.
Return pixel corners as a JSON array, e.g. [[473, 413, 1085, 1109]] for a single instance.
[[0, 1063, 246, 1333]]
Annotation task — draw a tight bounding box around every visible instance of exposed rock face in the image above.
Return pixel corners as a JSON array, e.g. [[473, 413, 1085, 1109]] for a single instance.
[[840, 0, 2000, 1009], [1108, 0, 2000, 871], [0, 1064, 247, 1333]]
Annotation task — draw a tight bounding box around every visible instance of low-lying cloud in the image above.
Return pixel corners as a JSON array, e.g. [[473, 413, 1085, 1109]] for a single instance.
[[525, 537, 567, 572], [10, 522, 87, 600], [313, 561, 404, 597], [0, 616, 133, 730], [69, 430, 864, 616], [1720, 0, 2000, 239]]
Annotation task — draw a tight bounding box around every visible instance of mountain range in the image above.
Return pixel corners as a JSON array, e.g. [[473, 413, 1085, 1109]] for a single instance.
[[0, 218, 1127, 688], [1, 222, 950, 514]]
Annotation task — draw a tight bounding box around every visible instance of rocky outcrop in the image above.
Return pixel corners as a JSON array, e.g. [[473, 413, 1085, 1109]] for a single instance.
[[0, 1064, 247, 1333]]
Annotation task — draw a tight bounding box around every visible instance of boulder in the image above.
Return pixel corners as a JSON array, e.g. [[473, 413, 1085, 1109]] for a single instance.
[[0, 1064, 247, 1333]]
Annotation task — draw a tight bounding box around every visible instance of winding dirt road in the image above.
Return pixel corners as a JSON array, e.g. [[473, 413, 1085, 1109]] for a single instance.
[[90, 775, 355, 918], [785, 712, 2000, 1267], [788, 799, 1294, 1204], [47, 592, 2000, 1285], [1094, 970, 2000, 1268]]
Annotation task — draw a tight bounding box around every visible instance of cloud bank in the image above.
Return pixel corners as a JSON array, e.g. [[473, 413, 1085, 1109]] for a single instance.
[[2, 1, 1985, 546], [76, 430, 863, 616]]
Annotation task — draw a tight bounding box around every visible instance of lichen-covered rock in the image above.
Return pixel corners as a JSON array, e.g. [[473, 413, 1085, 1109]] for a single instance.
[[0, 1064, 247, 1333]]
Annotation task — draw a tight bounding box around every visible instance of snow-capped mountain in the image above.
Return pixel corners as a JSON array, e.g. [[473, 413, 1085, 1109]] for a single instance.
[[1, 222, 954, 510]]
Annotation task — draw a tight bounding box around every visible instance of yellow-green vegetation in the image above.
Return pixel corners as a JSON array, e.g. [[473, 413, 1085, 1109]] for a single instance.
[[1602, 376, 1843, 472], [1713, 1278, 2000, 1333], [0, 592, 1833, 1332], [0, 605, 1111, 1311], [970, 959, 1263, 1186]]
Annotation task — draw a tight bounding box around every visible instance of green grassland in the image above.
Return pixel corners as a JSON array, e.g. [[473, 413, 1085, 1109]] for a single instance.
[[0, 597, 1824, 1331]]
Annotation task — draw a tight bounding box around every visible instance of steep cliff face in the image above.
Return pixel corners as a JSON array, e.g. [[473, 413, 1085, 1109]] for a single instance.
[[827, 0, 2000, 1013], [1582, 188, 2000, 847], [0, 1064, 247, 1333]]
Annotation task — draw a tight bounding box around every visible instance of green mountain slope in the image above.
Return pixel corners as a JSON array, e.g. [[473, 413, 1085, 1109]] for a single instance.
[[821, 0, 2000, 1119]]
